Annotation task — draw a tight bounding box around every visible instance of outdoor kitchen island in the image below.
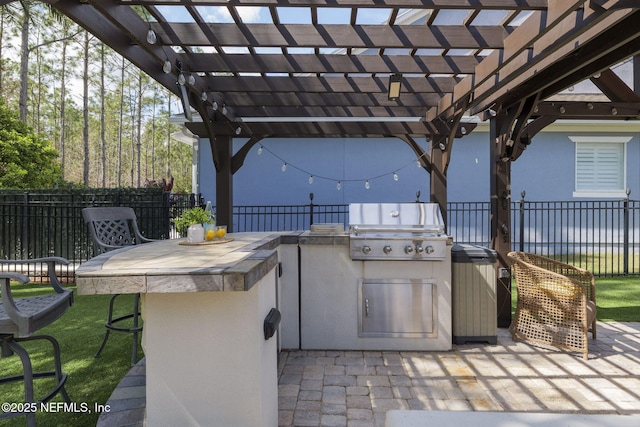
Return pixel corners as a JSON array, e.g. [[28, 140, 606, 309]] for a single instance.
[[297, 203, 453, 352], [75, 233, 283, 427]]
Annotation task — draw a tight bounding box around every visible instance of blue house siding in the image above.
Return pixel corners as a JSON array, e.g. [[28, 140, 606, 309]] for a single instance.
[[196, 125, 640, 206], [200, 136, 435, 206]]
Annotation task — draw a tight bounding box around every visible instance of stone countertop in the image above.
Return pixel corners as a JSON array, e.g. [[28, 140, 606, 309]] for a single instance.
[[76, 232, 283, 295], [298, 231, 349, 246]]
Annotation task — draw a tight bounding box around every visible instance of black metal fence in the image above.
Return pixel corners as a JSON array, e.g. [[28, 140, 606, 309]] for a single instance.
[[0, 189, 200, 281], [1, 189, 639, 278], [234, 198, 640, 277]]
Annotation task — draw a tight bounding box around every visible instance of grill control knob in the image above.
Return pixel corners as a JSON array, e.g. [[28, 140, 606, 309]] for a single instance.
[[415, 244, 424, 254], [383, 245, 392, 254], [425, 245, 435, 255], [362, 245, 372, 255], [404, 245, 414, 254]]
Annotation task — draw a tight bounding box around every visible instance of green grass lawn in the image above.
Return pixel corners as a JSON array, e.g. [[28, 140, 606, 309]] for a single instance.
[[2, 275, 639, 426], [511, 275, 640, 322], [592, 276, 640, 322], [1, 284, 141, 427]]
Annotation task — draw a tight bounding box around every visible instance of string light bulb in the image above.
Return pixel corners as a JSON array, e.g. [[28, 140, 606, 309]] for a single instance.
[[336, 181, 342, 191], [178, 73, 186, 86], [417, 159, 421, 167], [201, 91, 208, 102], [222, 105, 228, 115], [188, 74, 196, 86], [281, 163, 287, 172], [365, 180, 370, 190], [146, 28, 157, 44], [308, 175, 314, 184], [163, 60, 172, 74], [212, 101, 218, 111], [393, 172, 399, 182], [257, 145, 263, 155]]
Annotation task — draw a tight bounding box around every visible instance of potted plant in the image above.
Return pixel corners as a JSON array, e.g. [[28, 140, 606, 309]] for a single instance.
[[173, 206, 215, 242]]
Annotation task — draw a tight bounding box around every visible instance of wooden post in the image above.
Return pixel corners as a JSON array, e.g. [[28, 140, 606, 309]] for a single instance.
[[489, 117, 512, 328], [213, 135, 234, 232], [430, 136, 449, 233]]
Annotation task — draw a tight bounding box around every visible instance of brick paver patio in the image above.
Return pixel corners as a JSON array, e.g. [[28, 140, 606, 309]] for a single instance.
[[277, 322, 640, 427], [98, 322, 640, 427]]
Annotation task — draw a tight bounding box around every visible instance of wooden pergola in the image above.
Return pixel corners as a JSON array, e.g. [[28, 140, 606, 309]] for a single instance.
[[31, 0, 640, 325]]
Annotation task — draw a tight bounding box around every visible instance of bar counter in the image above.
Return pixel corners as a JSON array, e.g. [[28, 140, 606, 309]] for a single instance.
[[75, 233, 283, 427]]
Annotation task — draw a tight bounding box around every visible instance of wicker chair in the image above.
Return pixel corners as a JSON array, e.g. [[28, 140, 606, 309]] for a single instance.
[[83, 207, 156, 366], [508, 252, 596, 360], [0, 257, 74, 427]]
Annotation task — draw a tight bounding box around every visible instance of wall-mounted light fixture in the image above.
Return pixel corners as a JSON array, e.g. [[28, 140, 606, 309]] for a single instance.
[[388, 73, 402, 101]]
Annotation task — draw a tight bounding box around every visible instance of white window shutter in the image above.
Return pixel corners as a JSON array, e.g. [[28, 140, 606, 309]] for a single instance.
[[575, 142, 623, 191]]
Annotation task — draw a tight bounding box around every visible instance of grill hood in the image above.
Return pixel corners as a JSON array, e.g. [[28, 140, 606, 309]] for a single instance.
[[348, 203, 445, 235]]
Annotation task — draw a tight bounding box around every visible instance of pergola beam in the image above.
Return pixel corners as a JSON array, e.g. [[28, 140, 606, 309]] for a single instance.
[[426, 1, 636, 122]]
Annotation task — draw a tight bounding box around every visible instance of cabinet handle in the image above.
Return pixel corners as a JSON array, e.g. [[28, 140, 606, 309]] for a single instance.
[[365, 298, 369, 317]]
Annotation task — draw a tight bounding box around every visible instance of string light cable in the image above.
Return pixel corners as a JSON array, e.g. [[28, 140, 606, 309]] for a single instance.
[[256, 143, 429, 189]]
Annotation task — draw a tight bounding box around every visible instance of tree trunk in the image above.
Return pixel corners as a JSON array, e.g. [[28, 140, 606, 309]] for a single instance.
[[0, 8, 4, 94], [82, 30, 89, 186], [136, 72, 143, 187], [151, 92, 156, 179], [118, 57, 124, 187], [167, 96, 171, 177], [59, 23, 67, 180], [18, 0, 29, 122], [100, 43, 106, 187]]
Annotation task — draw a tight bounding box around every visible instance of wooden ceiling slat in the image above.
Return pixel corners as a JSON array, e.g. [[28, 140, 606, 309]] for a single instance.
[[233, 106, 427, 118], [222, 91, 441, 107], [188, 53, 480, 74], [208, 75, 456, 93], [155, 23, 508, 49]]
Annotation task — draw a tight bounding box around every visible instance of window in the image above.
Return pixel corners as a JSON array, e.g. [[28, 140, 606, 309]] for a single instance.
[[570, 136, 630, 198]]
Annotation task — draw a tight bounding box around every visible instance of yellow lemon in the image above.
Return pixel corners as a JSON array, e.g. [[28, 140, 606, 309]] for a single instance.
[[216, 228, 227, 239], [205, 229, 216, 241]]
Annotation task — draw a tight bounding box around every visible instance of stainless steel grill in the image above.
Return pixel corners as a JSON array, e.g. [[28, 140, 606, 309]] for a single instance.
[[348, 203, 449, 261]]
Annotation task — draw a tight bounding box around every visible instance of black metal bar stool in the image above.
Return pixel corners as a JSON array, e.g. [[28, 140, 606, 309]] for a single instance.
[[82, 206, 157, 366], [0, 258, 74, 427]]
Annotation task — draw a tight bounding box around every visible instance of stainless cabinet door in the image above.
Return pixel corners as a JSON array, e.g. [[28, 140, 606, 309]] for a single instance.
[[358, 279, 437, 338]]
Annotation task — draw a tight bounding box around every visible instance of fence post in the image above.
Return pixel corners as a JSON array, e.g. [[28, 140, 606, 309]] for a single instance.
[[624, 189, 631, 275], [519, 191, 526, 252], [309, 193, 315, 227], [22, 192, 30, 259]]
